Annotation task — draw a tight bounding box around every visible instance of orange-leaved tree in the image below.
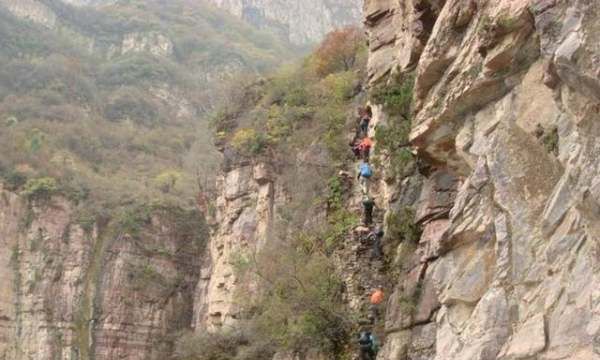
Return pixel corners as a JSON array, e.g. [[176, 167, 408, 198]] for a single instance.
[[314, 26, 365, 77]]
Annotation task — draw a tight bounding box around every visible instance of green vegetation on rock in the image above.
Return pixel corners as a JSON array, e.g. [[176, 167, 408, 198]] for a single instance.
[[0, 0, 298, 218]]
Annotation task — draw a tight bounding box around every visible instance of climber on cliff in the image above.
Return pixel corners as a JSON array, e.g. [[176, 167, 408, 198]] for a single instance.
[[362, 195, 375, 226], [356, 137, 374, 161], [358, 330, 378, 360], [358, 106, 372, 136], [367, 225, 384, 260], [351, 138, 361, 158], [357, 160, 373, 195], [368, 287, 385, 324]]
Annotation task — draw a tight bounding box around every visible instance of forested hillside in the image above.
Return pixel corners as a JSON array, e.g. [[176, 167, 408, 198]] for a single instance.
[[0, 0, 297, 217]]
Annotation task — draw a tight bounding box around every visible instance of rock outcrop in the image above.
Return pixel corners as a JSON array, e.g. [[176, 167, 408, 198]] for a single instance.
[[205, 0, 363, 45], [0, 0, 57, 28], [0, 186, 205, 359], [364, 0, 600, 359], [193, 162, 278, 330]]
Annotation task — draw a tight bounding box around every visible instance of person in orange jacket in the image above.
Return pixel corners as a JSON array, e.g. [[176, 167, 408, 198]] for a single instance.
[[357, 137, 374, 161], [368, 287, 384, 324]]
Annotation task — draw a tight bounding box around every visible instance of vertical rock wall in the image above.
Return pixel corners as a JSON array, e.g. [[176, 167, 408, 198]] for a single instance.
[[193, 162, 277, 330], [364, 0, 600, 359], [0, 186, 204, 360]]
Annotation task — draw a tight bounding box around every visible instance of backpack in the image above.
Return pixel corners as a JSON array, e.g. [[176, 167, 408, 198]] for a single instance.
[[360, 163, 373, 178], [370, 335, 380, 353], [358, 332, 372, 350], [362, 197, 374, 209]]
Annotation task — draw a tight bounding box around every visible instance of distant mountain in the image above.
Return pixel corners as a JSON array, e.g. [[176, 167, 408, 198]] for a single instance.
[[206, 0, 363, 45]]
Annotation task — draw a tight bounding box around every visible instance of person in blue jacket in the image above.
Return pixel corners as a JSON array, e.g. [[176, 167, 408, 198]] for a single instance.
[[357, 160, 373, 195]]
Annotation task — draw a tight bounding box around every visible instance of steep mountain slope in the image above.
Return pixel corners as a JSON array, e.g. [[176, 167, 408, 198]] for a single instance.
[[205, 0, 363, 45], [1, 0, 598, 359], [0, 0, 300, 359], [0, 0, 296, 211], [192, 1, 600, 360]]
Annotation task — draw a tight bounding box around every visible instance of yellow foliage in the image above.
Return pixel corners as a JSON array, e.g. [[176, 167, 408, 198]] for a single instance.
[[154, 170, 183, 193]]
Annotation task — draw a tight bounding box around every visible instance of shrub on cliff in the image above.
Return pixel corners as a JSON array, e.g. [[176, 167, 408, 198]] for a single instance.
[[0, 166, 27, 191], [231, 128, 268, 155], [21, 177, 59, 200], [370, 74, 414, 118], [232, 240, 353, 357], [174, 327, 275, 360]]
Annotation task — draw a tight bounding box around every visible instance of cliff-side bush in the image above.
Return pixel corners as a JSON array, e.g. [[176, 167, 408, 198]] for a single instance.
[[372, 75, 416, 179], [370, 75, 414, 118], [154, 170, 184, 193], [175, 327, 275, 360], [174, 329, 244, 360], [323, 175, 359, 250], [111, 205, 153, 237], [0, 168, 27, 191], [386, 207, 421, 245], [374, 123, 415, 180], [21, 177, 59, 200], [234, 242, 352, 358], [320, 71, 359, 103], [231, 128, 268, 155], [542, 127, 559, 156]]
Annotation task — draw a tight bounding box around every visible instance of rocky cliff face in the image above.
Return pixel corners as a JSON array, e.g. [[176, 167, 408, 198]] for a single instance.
[[205, 0, 363, 45], [193, 162, 279, 330], [364, 0, 600, 359], [0, 186, 204, 359]]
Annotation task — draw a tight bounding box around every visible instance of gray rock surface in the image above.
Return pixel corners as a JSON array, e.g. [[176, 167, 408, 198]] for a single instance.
[[206, 0, 363, 45], [364, 0, 600, 359]]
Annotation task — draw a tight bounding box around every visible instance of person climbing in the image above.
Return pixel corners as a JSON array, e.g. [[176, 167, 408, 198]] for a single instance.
[[357, 160, 373, 195], [351, 138, 361, 158], [368, 287, 385, 324], [359, 107, 372, 136], [367, 226, 384, 260], [357, 137, 374, 161], [362, 195, 375, 226], [358, 330, 377, 360]]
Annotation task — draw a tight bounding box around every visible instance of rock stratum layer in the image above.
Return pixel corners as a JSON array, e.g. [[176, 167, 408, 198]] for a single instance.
[[364, 0, 600, 359], [0, 187, 204, 359]]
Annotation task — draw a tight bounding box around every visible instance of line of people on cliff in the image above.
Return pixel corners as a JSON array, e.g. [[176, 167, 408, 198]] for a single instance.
[[357, 286, 385, 360], [350, 106, 381, 260], [349, 106, 386, 360]]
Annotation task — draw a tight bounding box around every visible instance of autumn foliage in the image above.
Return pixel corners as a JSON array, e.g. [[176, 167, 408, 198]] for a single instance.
[[314, 27, 365, 77]]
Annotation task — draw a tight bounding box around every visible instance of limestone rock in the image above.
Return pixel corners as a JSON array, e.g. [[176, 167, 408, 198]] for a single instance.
[[364, 0, 600, 359], [498, 313, 546, 360], [0, 189, 203, 359]]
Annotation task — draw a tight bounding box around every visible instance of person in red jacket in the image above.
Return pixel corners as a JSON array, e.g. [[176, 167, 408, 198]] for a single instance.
[[368, 287, 385, 324], [357, 137, 374, 160]]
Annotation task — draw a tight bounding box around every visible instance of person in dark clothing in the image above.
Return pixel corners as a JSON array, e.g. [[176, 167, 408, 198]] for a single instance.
[[360, 115, 370, 135], [362, 196, 375, 226], [351, 140, 361, 158], [358, 331, 376, 360], [367, 226, 384, 260], [357, 106, 372, 137]]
